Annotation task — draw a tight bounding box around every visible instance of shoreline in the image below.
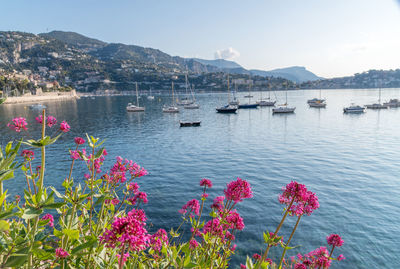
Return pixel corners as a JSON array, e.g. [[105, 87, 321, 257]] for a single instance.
[[3, 92, 79, 105]]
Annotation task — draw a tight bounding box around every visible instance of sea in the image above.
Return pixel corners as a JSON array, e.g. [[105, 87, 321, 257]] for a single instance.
[[1, 88, 399, 268]]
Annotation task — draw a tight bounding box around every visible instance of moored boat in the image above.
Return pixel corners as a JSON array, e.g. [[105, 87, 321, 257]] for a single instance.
[[383, 99, 400, 108], [179, 121, 201, 127], [126, 82, 145, 112], [343, 104, 365, 113], [163, 82, 180, 113]]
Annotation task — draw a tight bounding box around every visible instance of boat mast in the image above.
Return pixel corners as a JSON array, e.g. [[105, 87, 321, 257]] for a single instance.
[[227, 74, 231, 104], [268, 78, 271, 99], [171, 82, 175, 105], [285, 82, 288, 105], [136, 82, 139, 106], [248, 75, 251, 104], [379, 87, 381, 104]]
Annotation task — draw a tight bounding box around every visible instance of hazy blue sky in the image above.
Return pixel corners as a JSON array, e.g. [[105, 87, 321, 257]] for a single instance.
[[1, 0, 400, 78]]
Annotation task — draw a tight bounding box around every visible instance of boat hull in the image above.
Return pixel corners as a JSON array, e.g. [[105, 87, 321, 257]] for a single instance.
[[257, 101, 276, 106], [272, 107, 296, 113], [238, 104, 259, 109], [216, 108, 237, 113], [180, 121, 201, 127]]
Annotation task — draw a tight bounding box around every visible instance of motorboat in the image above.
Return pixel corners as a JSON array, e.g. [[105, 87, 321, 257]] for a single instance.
[[309, 100, 326, 108], [184, 103, 200, 109], [343, 105, 365, 113], [257, 100, 276, 106]]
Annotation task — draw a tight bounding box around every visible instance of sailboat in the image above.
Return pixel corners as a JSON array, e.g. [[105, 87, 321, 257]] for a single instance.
[[147, 87, 155, 100], [309, 89, 326, 108], [229, 82, 240, 105], [216, 74, 238, 113], [126, 82, 145, 112], [163, 82, 180, 113], [272, 83, 296, 113], [177, 74, 194, 106], [238, 78, 258, 109], [343, 103, 365, 113], [365, 87, 388, 109], [257, 79, 276, 106], [184, 83, 200, 109]]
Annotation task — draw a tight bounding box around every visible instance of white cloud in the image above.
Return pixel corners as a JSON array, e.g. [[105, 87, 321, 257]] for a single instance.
[[214, 47, 240, 60]]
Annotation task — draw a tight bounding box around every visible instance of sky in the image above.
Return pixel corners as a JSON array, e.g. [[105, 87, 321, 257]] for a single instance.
[[1, 0, 400, 78]]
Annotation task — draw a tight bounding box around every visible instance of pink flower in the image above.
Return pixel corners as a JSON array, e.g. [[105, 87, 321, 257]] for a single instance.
[[74, 137, 85, 145], [252, 253, 261, 260], [337, 254, 345, 261], [100, 209, 149, 252], [294, 264, 307, 269], [201, 193, 209, 199], [279, 181, 319, 216], [150, 229, 169, 251], [224, 178, 253, 203], [179, 199, 200, 217], [128, 182, 140, 193], [225, 211, 245, 231], [70, 150, 81, 160], [21, 150, 34, 161], [111, 198, 120, 205], [41, 213, 54, 227], [189, 239, 199, 250], [60, 121, 70, 132], [202, 218, 224, 238], [211, 196, 225, 211], [116, 253, 129, 266], [293, 247, 331, 268], [46, 116, 57, 127], [35, 115, 43, 124], [55, 248, 69, 258], [327, 234, 344, 247], [7, 117, 27, 132], [240, 265, 247, 269], [230, 244, 237, 251], [200, 178, 213, 188]]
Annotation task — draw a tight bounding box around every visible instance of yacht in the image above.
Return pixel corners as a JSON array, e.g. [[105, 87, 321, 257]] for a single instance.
[[184, 103, 200, 109], [309, 100, 326, 108], [29, 104, 47, 110], [257, 79, 276, 106], [307, 98, 325, 104]]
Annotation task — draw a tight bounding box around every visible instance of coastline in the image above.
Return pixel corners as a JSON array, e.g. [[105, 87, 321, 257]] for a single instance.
[[3, 91, 79, 105]]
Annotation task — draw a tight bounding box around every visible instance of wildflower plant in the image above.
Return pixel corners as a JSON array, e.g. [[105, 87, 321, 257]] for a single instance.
[[0, 110, 345, 268]]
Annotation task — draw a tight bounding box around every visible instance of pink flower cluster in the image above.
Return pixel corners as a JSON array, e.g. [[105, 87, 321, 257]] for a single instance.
[[189, 239, 199, 249], [35, 115, 70, 132], [55, 248, 69, 258], [7, 117, 27, 132], [278, 181, 319, 216], [326, 234, 344, 247], [100, 209, 149, 252], [292, 247, 332, 268], [224, 177, 253, 203], [150, 228, 169, 251], [179, 199, 200, 217], [21, 150, 34, 161], [74, 137, 85, 145], [211, 196, 225, 211], [41, 213, 54, 227], [104, 157, 147, 185], [224, 211, 245, 231], [200, 178, 213, 188]]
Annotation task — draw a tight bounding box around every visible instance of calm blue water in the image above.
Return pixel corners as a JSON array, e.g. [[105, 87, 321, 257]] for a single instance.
[[1, 88, 400, 268]]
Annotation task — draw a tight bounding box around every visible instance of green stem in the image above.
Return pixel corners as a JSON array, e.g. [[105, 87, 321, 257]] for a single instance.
[[39, 109, 46, 190], [278, 215, 302, 269], [257, 196, 295, 269]]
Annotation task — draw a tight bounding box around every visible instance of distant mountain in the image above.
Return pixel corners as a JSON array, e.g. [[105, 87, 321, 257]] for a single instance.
[[191, 58, 242, 69], [259, 66, 323, 83]]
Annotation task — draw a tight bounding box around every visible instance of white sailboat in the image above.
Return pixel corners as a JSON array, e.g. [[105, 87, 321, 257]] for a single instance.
[[184, 83, 200, 109], [177, 74, 194, 106], [257, 78, 276, 106], [126, 82, 145, 112], [147, 87, 155, 100], [163, 82, 180, 113], [272, 83, 295, 113], [365, 87, 388, 109]]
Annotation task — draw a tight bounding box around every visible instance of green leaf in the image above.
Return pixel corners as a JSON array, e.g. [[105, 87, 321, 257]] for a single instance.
[[0, 220, 10, 231], [71, 238, 97, 255], [0, 190, 7, 207], [22, 207, 42, 220], [94, 147, 105, 159], [33, 248, 53, 260], [62, 228, 80, 241], [263, 232, 270, 243]]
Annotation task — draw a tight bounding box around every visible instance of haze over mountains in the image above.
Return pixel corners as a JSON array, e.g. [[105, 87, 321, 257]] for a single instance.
[[40, 31, 321, 83]]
